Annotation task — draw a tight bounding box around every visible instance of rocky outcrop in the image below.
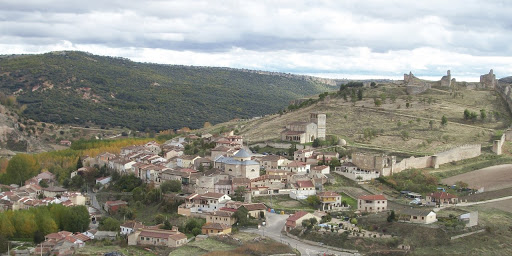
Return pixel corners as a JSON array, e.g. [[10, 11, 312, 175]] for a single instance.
[[480, 69, 497, 88]]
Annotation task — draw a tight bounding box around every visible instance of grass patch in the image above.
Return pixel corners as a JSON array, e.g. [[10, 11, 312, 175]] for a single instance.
[[252, 195, 315, 213], [339, 192, 357, 209]]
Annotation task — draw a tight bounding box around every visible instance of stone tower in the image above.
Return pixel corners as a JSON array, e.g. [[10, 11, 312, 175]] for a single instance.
[[310, 112, 326, 139]]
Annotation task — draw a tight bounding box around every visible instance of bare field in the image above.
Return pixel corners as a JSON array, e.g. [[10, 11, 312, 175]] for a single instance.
[[478, 198, 512, 213], [201, 85, 511, 154], [442, 164, 512, 191]]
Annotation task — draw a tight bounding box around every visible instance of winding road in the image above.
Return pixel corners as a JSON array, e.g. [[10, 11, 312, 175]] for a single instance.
[[243, 212, 359, 256]]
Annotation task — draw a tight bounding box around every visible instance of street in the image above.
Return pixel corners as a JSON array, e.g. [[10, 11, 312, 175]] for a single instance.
[[244, 212, 358, 256]]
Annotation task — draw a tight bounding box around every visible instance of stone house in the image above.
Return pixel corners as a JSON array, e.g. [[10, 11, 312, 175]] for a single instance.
[[177, 155, 200, 168], [214, 179, 233, 195], [128, 227, 187, 247], [42, 186, 67, 198], [104, 200, 128, 213], [120, 221, 145, 235], [426, 192, 458, 205], [201, 223, 232, 236], [184, 192, 231, 213], [285, 211, 321, 232], [284, 161, 310, 173], [398, 208, 437, 224], [206, 211, 236, 226], [317, 191, 342, 211], [294, 149, 314, 162], [357, 195, 387, 213], [260, 155, 287, 170], [241, 203, 267, 218]]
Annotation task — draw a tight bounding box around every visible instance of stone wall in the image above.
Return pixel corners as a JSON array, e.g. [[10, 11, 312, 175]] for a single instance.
[[352, 145, 481, 176], [432, 144, 481, 168]]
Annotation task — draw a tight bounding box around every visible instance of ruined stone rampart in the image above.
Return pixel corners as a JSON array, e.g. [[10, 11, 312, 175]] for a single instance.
[[404, 71, 432, 95], [432, 144, 481, 167], [480, 69, 497, 88], [352, 145, 481, 176], [492, 133, 506, 155]]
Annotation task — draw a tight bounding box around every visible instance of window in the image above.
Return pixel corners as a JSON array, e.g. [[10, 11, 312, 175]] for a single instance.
[[413, 216, 418, 219], [141, 237, 144, 240]]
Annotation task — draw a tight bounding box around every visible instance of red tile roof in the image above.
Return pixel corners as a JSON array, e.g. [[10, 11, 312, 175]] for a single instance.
[[242, 203, 267, 211], [296, 180, 314, 188], [358, 195, 386, 200], [202, 222, 231, 230], [317, 191, 340, 197], [286, 211, 310, 222], [169, 233, 187, 241]]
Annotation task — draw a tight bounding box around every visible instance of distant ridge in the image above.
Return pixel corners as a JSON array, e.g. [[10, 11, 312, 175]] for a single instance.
[[0, 51, 337, 131]]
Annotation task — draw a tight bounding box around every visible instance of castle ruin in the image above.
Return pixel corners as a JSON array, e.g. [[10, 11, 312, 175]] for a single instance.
[[404, 71, 431, 95], [440, 70, 453, 87], [480, 69, 497, 88]]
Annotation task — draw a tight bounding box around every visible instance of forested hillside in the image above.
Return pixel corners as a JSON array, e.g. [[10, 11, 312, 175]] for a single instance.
[[0, 51, 336, 131]]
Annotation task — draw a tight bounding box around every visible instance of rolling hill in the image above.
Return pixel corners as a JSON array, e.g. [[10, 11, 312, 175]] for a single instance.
[[201, 83, 512, 155], [0, 51, 337, 131]]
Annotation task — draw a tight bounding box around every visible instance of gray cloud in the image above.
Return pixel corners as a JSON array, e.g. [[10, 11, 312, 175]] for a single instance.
[[1, 0, 512, 79]]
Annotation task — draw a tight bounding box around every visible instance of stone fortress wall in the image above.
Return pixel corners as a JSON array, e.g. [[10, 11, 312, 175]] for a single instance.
[[352, 144, 481, 177]]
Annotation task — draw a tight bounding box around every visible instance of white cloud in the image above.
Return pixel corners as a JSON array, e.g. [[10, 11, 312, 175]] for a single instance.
[[1, 0, 512, 79]]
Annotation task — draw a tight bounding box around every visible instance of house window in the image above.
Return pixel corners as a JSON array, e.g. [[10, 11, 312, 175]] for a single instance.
[[141, 237, 144, 240], [146, 238, 150, 240], [413, 216, 418, 219]]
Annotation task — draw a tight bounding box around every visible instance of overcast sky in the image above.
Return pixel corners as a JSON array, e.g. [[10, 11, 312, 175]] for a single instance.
[[1, 0, 511, 81]]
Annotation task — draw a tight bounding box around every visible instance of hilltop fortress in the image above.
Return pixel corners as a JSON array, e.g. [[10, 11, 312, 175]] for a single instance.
[[404, 69, 497, 94]]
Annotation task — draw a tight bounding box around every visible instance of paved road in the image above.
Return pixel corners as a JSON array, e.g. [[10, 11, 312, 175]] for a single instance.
[[244, 213, 358, 256]]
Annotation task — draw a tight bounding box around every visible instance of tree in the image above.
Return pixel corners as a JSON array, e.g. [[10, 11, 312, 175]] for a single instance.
[[76, 156, 83, 169], [192, 227, 201, 236], [464, 109, 470, 120], [429, 120, 434, 130], [39, 180, 49, 188], [441, 115, 448, 126], [233, 186, 246, 202], [455, 181, 469, 190], [306, 195, 320, 208], [33, 230, 45, 244], [0, 214, 15, 238], [233, 207, 250, 226], [374, 98, 382, 107], [370, 82, 376, 87], [2, 154, 40, 185], [387, 210, 396, 222], [312, 138, 321, 148], [357, 89, 363, 100], [160, 180, 181, 193], [154, 214, 165, 224], [480, 109, 486, 120], [132, 187, 144, 202], [350, 218, 358, 225], [309, 217, 318, 226], [288, 143, 297, 158], [99, 217, 120, 231]]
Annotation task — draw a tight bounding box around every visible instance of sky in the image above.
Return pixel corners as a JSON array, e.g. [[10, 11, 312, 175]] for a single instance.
[[1, 0, 511, 81]]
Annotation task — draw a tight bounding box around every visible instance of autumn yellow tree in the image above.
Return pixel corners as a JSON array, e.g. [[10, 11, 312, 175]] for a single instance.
[[2, 154, 40, 185]]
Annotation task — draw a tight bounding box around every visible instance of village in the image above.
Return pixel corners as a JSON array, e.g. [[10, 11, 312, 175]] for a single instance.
[[0, 105, 504, 256]]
